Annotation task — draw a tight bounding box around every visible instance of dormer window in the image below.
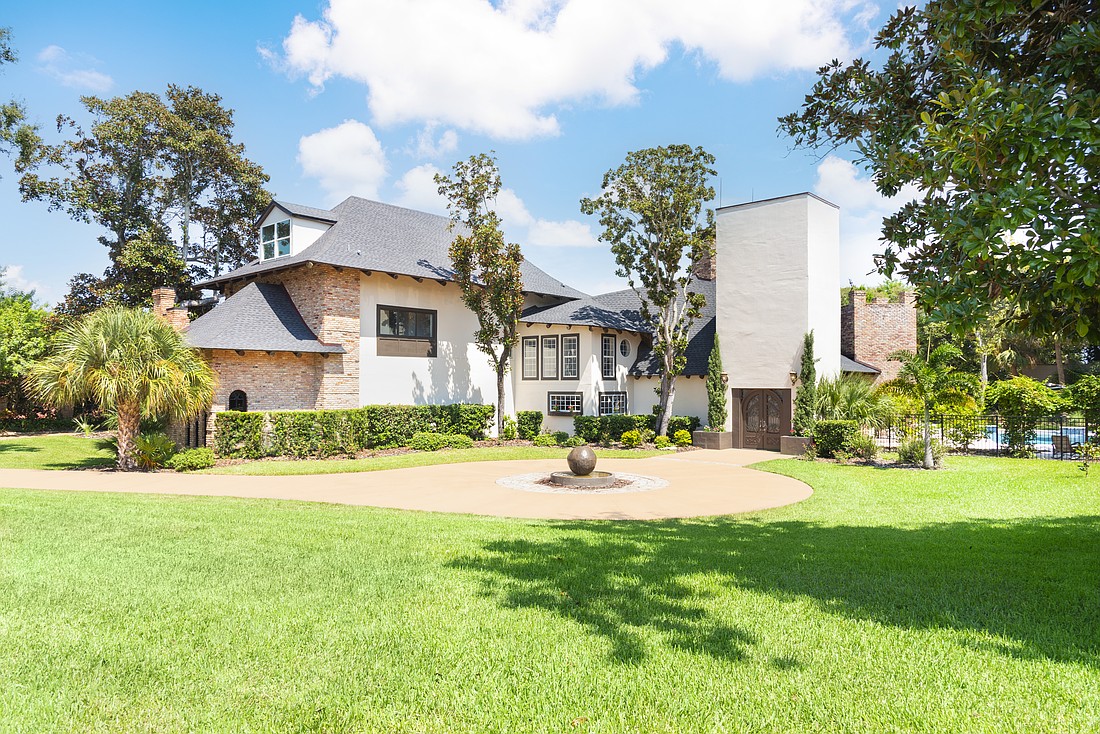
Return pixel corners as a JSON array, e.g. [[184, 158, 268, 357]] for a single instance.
[[261, 219, 291, 260]]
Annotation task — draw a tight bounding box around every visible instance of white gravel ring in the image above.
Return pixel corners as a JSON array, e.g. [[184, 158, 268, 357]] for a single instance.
[[495, 471, 669, 495]]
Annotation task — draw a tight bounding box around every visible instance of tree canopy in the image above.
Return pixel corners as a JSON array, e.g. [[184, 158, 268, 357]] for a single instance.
[[435, 153, 525, 436], [0, 28, 39, 174], [580, 144, 716, 436], [781, 0, 1100, 339], [0, 266, 51, 414], [19, 85, 271, 312]]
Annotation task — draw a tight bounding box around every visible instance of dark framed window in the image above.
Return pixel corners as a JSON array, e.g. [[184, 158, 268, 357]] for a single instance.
[[598, 392, 627, 416], [561, 334, 580, 380], [548, 392, 583, 416], [228, 390, 247, 412], [261, 219, 290, 260], [541, 336, 559, 380], [377, 305, 437, 357], [522, 337, 539, 379], [601, 334, 616, 380]]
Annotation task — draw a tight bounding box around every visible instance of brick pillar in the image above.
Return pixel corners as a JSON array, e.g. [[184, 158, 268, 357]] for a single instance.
[[692, 250, 716, 281]]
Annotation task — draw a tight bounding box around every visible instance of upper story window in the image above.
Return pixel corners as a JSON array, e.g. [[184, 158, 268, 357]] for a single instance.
[[261, 219, 291, 260], [562, 334, 579, 380], [522, 337, 539, 379], [601, 334, 616, 380], [541, 336, 559, 380]]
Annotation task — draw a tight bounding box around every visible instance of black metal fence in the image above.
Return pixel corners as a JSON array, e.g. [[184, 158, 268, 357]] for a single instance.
[[874, 414, 1093, 459]]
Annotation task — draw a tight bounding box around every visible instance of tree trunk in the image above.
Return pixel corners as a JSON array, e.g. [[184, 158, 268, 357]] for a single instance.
[[656, 373, 678, 437], [1054, 336, 1065, 385], [115, 401, 142, 471], [495, 357, 508, 438], [922, 402, 934, 470]]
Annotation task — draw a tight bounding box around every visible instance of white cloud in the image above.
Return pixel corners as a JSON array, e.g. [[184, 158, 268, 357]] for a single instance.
[[1, 265, 45, 298], [394, 164, 448, 214], [814, 155, 920, 285], [495, 187, 600, 248], [36, 45, 114, 93], [413, 124, 459, 159], [277, 0, 875, 139], [298, 119, 388, 204]]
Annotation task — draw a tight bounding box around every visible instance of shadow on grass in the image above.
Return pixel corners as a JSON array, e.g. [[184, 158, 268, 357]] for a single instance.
[[452, 516, 1100, 667]]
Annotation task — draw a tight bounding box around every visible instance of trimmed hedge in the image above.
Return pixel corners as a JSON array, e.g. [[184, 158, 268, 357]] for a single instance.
[[573, 414, 701, 443], [166, 448, 216, 472], [812, 419, 860, 458], [213, 404, 494, 459], [409, 432, 474, 451], [516, 411, 543, 440]]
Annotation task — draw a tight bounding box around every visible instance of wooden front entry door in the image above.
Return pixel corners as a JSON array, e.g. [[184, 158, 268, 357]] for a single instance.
[[740, 389, 790, 451]]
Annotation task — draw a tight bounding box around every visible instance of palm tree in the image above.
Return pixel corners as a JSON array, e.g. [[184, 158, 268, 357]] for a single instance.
[[881, 345, 978, 469], [814, 374, 891, 429], [25, 306, 215, 471]]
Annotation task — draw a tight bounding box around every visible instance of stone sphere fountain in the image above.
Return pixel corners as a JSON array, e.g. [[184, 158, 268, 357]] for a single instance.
[[549, 446, 616, 488]]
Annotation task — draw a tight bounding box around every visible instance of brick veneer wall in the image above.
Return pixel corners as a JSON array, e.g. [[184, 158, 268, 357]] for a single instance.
[[227, 264, 362, 409], [840, 289, 918, 383], [207, 349, 324, 413]]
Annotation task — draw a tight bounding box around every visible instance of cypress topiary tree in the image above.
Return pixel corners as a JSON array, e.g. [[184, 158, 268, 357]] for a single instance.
[[706, 334, 727, 430], [792, 330, 816, 436]]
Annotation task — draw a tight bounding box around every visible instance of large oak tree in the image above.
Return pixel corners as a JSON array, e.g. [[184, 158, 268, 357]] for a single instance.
[[781, 0, 1099, 339]]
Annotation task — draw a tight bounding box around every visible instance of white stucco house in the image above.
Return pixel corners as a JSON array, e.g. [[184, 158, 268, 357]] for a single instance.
[[169, 192, 844, 450]]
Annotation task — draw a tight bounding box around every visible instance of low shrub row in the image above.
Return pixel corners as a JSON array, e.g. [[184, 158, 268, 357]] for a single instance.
[[0, 417, 73, 434], [213, 404, 495, 459], [516, 411, 543, 440], [573, 414, 700, 443]]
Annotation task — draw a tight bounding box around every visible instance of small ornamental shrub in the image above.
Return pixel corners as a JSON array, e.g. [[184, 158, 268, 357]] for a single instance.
[[516, 411, 543, 440], [847, 432, 879, 462], [564, 436, 585, 448], [639, 428, 656, 444], [409, 432, 474, 451], [673, 429, 692, 447], [800, 443, 817, 461], [833, 450, 852, 465], [665, 415, 702, 437], [812, 420, 860, 458], [654, 435, 672, 449], [553, 431, 569, 445], [501, 415, 518, 440], [620, 429, 643, 448], [166, 448, 216, 472], [986, 377, 1065, 455], [897, 437, 946, 468], [133, 432, 176, 471], [532, 433, 559, 447]]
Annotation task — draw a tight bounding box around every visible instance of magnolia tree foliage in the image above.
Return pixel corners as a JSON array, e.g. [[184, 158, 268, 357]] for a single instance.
[[19, 85, 271, 312], [24, 307, 215, 471], [0, 28, 39, 174], [0, 268, 51, 413], [581, 144, 716, 436], [781, 0, 1100, 339], [435, 153, 525, 436], [792, 331, 816, 436]]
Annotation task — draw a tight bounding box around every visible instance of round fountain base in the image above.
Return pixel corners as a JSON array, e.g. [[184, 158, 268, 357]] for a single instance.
[[549, 470, 616, 489]]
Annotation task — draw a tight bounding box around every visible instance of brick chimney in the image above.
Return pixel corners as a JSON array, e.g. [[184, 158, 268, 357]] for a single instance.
[[151, 288, 190, 331], [692, 248, 716, 281], [840, 289, 917, 383]]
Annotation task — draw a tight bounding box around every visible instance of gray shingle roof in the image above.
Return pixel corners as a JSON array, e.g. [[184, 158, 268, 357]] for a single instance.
[[522, 280, 717, 377], [271, 200, 339, 223], [841, 355, 881, 374], [629, 280, 717, 377], [200, 196, 587, 300], [185, 282, 344, 354]]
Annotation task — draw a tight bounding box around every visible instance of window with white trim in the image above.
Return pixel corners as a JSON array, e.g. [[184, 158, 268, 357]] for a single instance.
[[541, 336, 559, 379], [522, 337, 539, 379], [598, 392, 627, 415], [547, 392, 583, 416], [619, 339, 631, 358], [261, 219, 291, 260], [561, 334, 580, 379], [601, 334, 616, 380]]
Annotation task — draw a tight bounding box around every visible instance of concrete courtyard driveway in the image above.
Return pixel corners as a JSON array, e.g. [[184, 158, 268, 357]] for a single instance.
[[0, 449, 811, 520]]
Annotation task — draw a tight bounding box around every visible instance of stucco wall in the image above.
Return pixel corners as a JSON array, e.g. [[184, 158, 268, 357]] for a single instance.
[[715, 194, 840, 429], [629, 376, 709, 429], [512, 326, 643, 434], [359, 272, 512, 416]]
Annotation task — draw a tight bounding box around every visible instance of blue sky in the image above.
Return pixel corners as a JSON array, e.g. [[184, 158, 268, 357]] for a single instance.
[[2, 0, 907, 305]]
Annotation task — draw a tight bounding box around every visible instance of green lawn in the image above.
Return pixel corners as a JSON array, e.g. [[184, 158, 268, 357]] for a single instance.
[[0, 434, 115, 470], [0, 456, 1097, 732]]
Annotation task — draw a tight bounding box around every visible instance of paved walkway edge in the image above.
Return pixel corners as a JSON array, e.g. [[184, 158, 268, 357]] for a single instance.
[[0, 449, 811, 520]]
